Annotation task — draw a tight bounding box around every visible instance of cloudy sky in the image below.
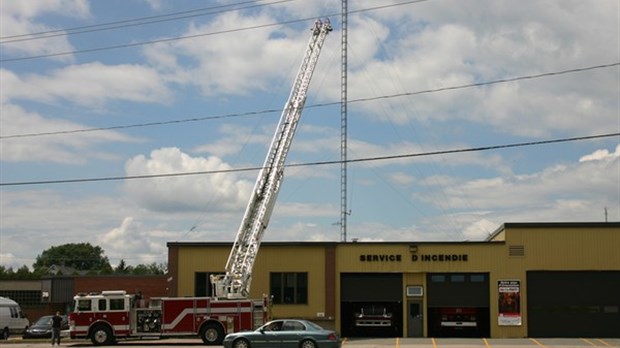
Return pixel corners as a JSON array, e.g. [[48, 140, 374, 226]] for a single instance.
[[1, 0, 618, 270]]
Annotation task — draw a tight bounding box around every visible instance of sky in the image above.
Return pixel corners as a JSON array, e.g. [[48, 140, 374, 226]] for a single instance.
[[1, 0, 619, 270]]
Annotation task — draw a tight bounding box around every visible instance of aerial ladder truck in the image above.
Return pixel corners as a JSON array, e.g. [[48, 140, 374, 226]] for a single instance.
[[67, 19, 332, 346], [211, 18, 332, 299]]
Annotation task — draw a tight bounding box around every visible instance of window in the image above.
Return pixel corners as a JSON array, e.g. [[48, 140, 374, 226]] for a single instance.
[[0, 290, 41, 306], [470, 274, 486, 282], [77, 300, 91, 311], [430, 275, 446, 282], [98, 299, 107, 311], [282, 320, 306, 331], [270, 272, 307, 304], [110, 299, 125, 310], [451, 275, 465, 282]]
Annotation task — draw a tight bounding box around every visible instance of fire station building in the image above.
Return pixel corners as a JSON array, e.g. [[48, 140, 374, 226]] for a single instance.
[[167, 222, 620, 338]]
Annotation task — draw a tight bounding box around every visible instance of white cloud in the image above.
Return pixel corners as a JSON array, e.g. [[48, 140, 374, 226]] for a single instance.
[[580, 144, 620, 162], [124, 147, 252, 213], [143, 11, 315, 97], [419, 146, 620, 223], [98, 217, 168, 265], [193, 123, 272, 158], [1, 63, 172, 108], [0, 102, 137, 163], [338, 0, 619, 137], [0, 0, 90, 61]]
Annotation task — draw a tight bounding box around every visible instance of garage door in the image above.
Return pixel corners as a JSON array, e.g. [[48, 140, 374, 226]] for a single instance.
[[426, 273, 490, 337], [341, 273, 402, 337], [527, 271, 620, 337]]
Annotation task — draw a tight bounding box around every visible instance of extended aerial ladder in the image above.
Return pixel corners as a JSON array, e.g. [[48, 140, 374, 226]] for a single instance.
[[211, 19, 332, 299]]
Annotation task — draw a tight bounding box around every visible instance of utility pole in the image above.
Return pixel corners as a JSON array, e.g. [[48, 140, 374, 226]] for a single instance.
[[605, 207, 608, 222]]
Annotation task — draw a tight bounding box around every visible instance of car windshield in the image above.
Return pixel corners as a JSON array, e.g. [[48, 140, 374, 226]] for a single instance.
[[34, 316, 52, 325]]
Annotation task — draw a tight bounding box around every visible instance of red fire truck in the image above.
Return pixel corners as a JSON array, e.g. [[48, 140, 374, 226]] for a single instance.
[[68, 290, 269, 345], [354, 305, 393, 327], [68, 19, 332, 347]]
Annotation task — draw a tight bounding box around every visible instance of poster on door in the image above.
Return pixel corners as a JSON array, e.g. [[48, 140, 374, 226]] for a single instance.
[[498, 280, 521, 326]]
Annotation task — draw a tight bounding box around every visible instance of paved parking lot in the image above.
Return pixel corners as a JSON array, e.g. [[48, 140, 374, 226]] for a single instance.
[[2, 337, 619, 347], [343, 337, 620, 347]]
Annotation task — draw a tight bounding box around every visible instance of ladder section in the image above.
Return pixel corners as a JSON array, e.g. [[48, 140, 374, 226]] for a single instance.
[[212, 19, 332, 299]]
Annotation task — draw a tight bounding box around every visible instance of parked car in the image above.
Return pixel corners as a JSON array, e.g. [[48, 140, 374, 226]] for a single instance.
[[223, 319, 341, 348], [0, 296, 29, 340], [23, 315, 68, 339]]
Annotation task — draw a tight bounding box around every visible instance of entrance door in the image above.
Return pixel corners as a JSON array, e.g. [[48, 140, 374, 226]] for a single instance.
[[407, 300, 423, 337]]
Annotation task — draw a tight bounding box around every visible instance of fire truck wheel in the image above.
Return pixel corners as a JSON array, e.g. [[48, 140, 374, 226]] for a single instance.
[[233, 338, 250, 348], [300, 339, 317, 348], [90, 324, 113, 346], [200, 322, 224, 345]]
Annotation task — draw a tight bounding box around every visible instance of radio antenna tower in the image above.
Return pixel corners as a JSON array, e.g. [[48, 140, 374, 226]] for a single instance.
[[340, 0, 349, 242]]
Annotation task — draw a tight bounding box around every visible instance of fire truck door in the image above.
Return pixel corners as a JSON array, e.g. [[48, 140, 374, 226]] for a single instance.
[[407, 300, 423, 337]]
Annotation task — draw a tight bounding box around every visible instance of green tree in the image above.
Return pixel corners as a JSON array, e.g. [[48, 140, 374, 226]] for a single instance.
[[114, 259, 131, 274], [33, 243, 112, 274], [0, 265, 41, 280], [0, 265, 15, 280], [129, 262, 166, 275]]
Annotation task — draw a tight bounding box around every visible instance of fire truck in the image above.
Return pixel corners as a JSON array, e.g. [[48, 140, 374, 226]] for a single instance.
[[354, 305, 393, 328], [68, 18, 332, 346], [69, 290, 269, 345]]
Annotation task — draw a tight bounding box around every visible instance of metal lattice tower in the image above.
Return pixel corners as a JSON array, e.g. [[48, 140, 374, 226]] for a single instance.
[[340, 0, 348, 242]]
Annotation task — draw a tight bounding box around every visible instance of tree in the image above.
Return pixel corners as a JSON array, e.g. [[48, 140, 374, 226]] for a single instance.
[[114, 259, 130, 274], [33, 243, 112, 274]]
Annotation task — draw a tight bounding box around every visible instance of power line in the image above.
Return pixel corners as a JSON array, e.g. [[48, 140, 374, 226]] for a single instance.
[[2, 62, 617, 140], [0, 0, 429, 63], [0, 0, 294, 43], [1, 132, 617, 187]]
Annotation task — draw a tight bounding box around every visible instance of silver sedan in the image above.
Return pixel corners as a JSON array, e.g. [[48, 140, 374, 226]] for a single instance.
[[223, 319, 341, 348]]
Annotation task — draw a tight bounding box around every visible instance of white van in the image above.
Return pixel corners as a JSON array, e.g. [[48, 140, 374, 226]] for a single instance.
[[0, 296, 29, 339]]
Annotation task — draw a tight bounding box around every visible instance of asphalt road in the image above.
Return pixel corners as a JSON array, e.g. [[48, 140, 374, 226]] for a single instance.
[[2, 337, 619, 348]]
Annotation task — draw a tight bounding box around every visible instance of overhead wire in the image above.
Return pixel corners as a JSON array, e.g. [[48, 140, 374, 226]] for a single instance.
[[0, 0, 432, 63], [1, 133, 617, 187], [357, 19, 468, 237], [0, 0, 294, 43], [1, 62, 617, 139]]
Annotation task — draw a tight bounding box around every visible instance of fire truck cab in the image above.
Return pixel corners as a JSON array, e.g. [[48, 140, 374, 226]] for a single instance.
[[69, 290, 269, 346]]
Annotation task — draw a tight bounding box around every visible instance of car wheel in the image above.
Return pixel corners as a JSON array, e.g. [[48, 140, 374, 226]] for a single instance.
[[300, 339, 317, 348], [90, 324, 113, 346], [233, 338, 251, 348], [200, 322, 224, 345]]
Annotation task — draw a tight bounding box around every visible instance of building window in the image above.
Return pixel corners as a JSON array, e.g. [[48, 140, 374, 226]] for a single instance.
[[470, 274, 486, 282], [430, 275, 446, 282], [451, 275, 466, 282], [0, 290, 41, 306], [270, 272, 307, 304]]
